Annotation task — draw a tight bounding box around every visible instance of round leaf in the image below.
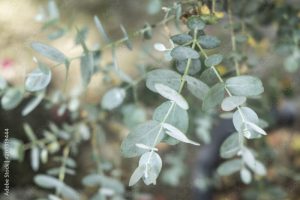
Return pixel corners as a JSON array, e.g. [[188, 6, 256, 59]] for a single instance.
[[25, 65, 51, 92]]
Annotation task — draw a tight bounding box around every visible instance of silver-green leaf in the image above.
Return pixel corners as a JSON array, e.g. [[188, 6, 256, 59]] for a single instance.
[[31, 42, 67, 63], [221, 96, 246, 111], [154, 84, 188, 110], [226, 75, 264, 96]]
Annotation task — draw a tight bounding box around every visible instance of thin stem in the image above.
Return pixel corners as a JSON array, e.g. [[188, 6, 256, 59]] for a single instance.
[[228, 0, 240, 76]]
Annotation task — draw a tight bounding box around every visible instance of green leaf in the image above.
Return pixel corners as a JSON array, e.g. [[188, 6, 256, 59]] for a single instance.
[[121, 121, 164, 157], [186, 75, 209, 100], [101, 87, 126, 110], [153, 101, 188, 133], [94, 16, 110, 43], [232, 107, 259, 133], [217, 159, 242, 176], [146, 69, 181, 92], [154, 84, 188, 110], [153, 101, 189, 145], [250, 160, 266, 176], [25, 65, 52, 92], [198, 35, 221, 49], [139, 152, 162, 185], [200, 67, 218, 86], [240, 168, 252, 184], [220, 133, 240, 159], [242, 148, 256, 170], [22, 92, 45, 116], [221, 96, 246, 111], [31, 146, 40, 171], [80, 52, 94, 87], [204, 54, 223, 67], [8, 138, 24, 161], [245, 121, 267, 135], [34, 174, 63, 189], [226, 75, 264, 96], [187, 16, 205, 30], [162, 123, 200, 145], [31, 42, 67, 63], [122, 104, 146, 128], [176, 58, 201, 75], [202, 83, 225, 111], [171, 34, 193, 45], [129, 165, 145, 186], [60, 184, 80, 200], [1, 88, 23, 110], [170, 46, 199, 60]]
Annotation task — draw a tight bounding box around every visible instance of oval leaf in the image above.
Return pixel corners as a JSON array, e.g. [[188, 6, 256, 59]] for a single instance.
[[101, 87, 126, 110], [162, 123, 200, 145], [1, 88, 23, 110], [171, 46, 199, 60], [146, 69, 181, 92], [31, 42, 67, 63], [226, 75, 264, 96], [25, 65, 52, 92], [221, 96, 246, 111], [202, 83, 225, 111], [154, 84, 188, 110], [204, 54, 223, 67]]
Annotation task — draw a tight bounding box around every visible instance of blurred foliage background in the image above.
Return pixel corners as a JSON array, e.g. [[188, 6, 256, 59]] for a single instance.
[[0, 0, 300, 200]]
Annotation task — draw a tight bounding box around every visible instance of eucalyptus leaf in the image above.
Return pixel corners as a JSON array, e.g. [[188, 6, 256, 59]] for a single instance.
[[187, 16, 205, 30], [232, 107, 259, 132], [153, 101, 188, 145], [186, 75, 209, 100], [240, 168, 252, 184], [129, 165, 145, 186], [217, 159, 242, 176], [22, 92, 45, 116], [220, 133, 240, 159], [226, 76, 264, 96], [80, 52, 94, 87], [154, 84, 188, 110], [31, 146, 40, 171], [146, 69, 181, 92], [171, 34, 192, 45], [176, 58, 201, 75], [202, 83, 225, 111], [204, 54, 223, 67], [221, 96, 246, 111], [25, 65, 52, 92], [60, 184, 80, 200], [162, 123, 200, 145], [94, 16, 110, 43], [34, 174, 63, 189], [31, 42, 67, 63], [121, 121, 164, 157], [139, 152, 162, 185], [101, 88, 126, 110], [1, 88, 23, 110], [245, 121, 267, 135], [198, 35, 221, 49], [153, 101, 188, 133], [170, 46, 199, 60]]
